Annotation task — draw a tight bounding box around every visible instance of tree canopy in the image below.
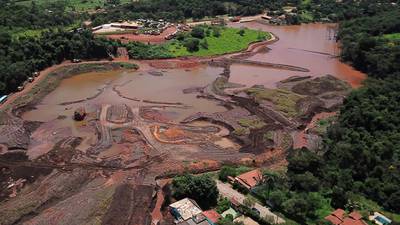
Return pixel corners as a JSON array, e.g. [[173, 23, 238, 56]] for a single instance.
[[172, 174, 219, 210]]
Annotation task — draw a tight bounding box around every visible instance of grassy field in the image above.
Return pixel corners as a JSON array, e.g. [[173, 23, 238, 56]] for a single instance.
[[245, 87, 303, 118], [166, 27, 269, 57], [383, 33, 400, 40], [10, 21, 81, 39], [14, 0, 133, 11], [312, 116, 337, 135]]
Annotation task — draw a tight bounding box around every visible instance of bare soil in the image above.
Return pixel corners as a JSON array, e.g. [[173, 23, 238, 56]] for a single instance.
[[105, 27, 178, 44]]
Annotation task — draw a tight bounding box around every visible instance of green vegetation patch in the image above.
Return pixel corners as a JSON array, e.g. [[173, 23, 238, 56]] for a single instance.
[[238, 118, 266, 129], [166, 26, 269, 57], [311, 116, 337, 135], [299, 11, 314, 22], [383, 33, 400, 40], [232, 127, 249, 136], [348, 195, 400, 223], [245, 87, 303, 118], [218, 165, 253, 182]]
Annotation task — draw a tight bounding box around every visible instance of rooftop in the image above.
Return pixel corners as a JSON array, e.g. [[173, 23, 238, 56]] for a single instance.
[[170, 198, 203, 221], [332, 209, 345, 220], [202, 210, 221, 223], [325, 209, 367, 225], [235, 169, 263, 189], [349, 211, 362, 221]]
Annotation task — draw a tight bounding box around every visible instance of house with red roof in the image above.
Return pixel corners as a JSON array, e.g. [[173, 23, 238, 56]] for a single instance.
[[234, 169, 263, 190], [325, 209, 367, 225], [202, 210, 221, 225]]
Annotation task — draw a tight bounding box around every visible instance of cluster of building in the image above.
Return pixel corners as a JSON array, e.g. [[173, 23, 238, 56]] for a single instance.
[[325, 209, 368, 225], [169, 197, 258, 225], [325, 209, 392, 225], [169, 198, 220, 225], [92, 19, 172, 35], [261, 7, 299, 25], [168, 169, 265, 225]]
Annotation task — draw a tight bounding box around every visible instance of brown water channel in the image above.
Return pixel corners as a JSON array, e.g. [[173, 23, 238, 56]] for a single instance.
[[229, 22, 366, 88]]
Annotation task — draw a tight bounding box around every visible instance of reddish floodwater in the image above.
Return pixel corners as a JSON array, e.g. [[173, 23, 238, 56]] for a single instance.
[[22, 66, 227, 123], [23, 23, 367, 124], [229, 22, 366, 88]]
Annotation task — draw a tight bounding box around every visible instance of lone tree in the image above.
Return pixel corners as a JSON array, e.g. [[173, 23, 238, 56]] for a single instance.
[[191, 26, 205, 39], [184, 38, 200, 52], [172, 174, 219, 209]]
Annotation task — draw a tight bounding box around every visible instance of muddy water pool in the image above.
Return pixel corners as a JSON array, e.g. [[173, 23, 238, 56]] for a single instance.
[[229, 22, 366, 87], [22, 66, 227, 123]]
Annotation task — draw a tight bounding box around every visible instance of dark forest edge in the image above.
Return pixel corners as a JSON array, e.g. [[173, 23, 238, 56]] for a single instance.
[[271, 6, 400, 224]]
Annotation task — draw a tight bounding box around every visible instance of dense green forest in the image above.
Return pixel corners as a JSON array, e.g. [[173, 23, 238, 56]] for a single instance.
[[263, 8, 400, 224], [0, 30, 115, 94], [0, 0, 76, 29], [339, 9, 400, 78], [322, 8, 400, 212], [88, 0, 399, 26]]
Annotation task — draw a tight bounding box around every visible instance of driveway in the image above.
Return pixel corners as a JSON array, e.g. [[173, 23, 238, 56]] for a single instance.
[[216, 180, 285, 224]]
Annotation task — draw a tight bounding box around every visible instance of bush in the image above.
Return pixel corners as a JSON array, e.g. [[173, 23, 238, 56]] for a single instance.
[[213, 27, 221, 37], [176, 32, 186, 41], [216, 197, 231, 214], [219, 166, 237, 182], [233, 182, 249, 194], [191, 26, 205, 39], [184, 38, 200, 52], [238, 29, 245, 36]]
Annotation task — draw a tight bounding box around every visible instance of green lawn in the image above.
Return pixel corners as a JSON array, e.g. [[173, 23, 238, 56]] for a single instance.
[[166, 27, 269, 57], [245, 87, 303, 118], [383, 33, 400, 40], [10, 21, 81, 39]]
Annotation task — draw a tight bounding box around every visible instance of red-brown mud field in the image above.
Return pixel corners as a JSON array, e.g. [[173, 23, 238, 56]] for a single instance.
[[0, 22, 366, 225]]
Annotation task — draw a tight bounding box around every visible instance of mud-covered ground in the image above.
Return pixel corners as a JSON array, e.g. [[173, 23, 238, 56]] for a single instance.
[[0, 22, 361, 225]]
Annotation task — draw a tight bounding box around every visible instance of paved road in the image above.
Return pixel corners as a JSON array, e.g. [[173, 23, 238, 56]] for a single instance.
[[216, 180, 285, 224]]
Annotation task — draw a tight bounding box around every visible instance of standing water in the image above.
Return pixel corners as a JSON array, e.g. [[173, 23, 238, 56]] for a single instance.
[[229, 22, 366, 88]]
